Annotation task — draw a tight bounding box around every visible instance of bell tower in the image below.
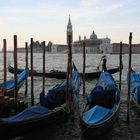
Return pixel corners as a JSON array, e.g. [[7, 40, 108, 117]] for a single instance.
[[67, 15, 73, 44]]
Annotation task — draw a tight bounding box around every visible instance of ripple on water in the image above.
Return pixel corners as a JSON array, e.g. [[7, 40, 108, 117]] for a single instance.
[[1, 53, 140, 140]]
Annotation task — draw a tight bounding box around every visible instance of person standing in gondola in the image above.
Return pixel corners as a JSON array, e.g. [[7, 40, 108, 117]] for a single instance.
[[97, 50, 107, 71], [102, 55, 107, 71]]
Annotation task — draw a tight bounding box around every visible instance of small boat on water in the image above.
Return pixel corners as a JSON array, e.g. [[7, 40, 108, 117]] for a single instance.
[[129, 69, 140, 108], [0, 70, 27, 95], [0, 66, 81, 139], [8, 65, 122, 79], [80, 71, 121, 138]]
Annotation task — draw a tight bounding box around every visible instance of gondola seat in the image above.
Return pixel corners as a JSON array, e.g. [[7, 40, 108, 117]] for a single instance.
[[87, 85, 116, 109], [83, 105, 113, 125]]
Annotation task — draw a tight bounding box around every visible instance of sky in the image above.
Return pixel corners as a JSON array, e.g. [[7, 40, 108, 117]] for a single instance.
[[0, 0, 140, 50]]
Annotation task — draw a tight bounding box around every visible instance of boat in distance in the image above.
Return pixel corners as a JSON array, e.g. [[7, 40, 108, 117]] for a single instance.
[[8, 65, 123, 79]]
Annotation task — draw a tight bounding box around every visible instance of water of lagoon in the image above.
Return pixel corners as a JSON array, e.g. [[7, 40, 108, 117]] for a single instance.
[[0, 53, 140, 140]]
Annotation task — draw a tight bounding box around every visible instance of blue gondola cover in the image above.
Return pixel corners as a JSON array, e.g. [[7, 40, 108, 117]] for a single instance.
[[87, 72, 119, 109], [1, 105, 52, 123], [40, 69, 81, 109], [130, 70, 140, 104], [96, 72, 116, 88], [83, 105, 113, 125], [0, 70, 26, 90]]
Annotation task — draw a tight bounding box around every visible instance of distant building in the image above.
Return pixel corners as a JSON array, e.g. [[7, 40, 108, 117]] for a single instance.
[[112, 43, 140, 54], [51, 16, 112, 54], [73, 31, 112, 53], [99, 37, 112, 54], [17, 41, 50, 53], [51, 16, 72, 53], [67, 15, 73, 44], [51, 44, 67, 53], [17, 48, 26, 52], [132, 44, 140, 53]]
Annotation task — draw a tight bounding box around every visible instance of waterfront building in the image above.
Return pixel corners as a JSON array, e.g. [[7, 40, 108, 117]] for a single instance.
[[51, 44, 67, 53], [73, 31, 112, 53], [112, 43, 140, 54], [18, 16, 140, 54], [52, 16, 112, 54]]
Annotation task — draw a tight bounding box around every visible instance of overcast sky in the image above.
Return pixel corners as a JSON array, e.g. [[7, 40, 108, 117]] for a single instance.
[[0, 0, 140, 50]]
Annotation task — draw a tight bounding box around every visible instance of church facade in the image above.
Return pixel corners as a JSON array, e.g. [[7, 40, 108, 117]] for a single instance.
[[73, 31, 112, 53]]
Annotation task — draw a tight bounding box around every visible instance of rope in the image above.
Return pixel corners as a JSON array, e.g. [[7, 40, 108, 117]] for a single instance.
[[63, 105, 71, 114]]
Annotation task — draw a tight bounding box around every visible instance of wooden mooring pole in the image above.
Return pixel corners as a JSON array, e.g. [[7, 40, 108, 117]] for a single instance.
[[83, 41, 86, 97], [66, 34, 74, 121], [127, 32, 132, 123], [42, 41, 46, 94], [68, 34, 74, 122], [68, 35, 73, 105], [25, 42, 28, 96], [30, 38, 34, 106], [66, 39, 70, 107], [66, 35, 73, 104], [66, 55, 69, 107], [14, 35, 18, 113], [3, 39, 7, 96], [119, 41, 123, 91]]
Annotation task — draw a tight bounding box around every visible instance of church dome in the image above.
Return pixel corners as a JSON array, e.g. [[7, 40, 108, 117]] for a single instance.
[[90, 30, 97, 40]]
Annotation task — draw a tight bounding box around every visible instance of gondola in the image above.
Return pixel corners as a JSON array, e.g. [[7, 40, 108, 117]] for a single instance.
[[0, 66, 81, 139], [129, 69, 140, 108], [80, 71, 121, 139], [8, 65, 122, 79], [0, 70, 27, 96]]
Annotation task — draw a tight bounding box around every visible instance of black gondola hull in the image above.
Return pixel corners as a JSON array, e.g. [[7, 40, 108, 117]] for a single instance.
[[8, 65, 122, 79], [0, 105, 68, 139], [80, 104, 120, 139]]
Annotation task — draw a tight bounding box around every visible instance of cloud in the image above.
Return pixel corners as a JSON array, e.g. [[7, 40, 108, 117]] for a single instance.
[[0, 0, 139, 48], [71, 0, 123, 19], [0, 0, 123, 21]]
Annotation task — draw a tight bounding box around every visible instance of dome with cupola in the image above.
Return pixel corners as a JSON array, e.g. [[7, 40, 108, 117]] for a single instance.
[[90, 30, 97, 40]]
